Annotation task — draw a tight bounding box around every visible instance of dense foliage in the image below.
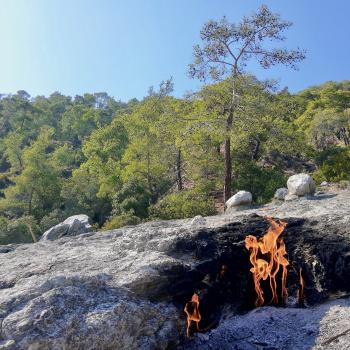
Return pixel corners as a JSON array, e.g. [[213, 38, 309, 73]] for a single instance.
[[1, 79, 349, 243]]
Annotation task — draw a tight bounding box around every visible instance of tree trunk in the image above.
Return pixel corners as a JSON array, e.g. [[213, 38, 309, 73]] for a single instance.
[[224, 70, 237, 209], [26, 223, 37, 243], [146, 150, 152, 194], [224, 117, 232, 206], [176, 148, 183, 191], [340, 127, 349, 146], [28, 188, 34, 215], [252, 138, 261, 160]]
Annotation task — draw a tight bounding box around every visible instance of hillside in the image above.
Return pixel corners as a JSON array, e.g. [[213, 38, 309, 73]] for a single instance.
[[1, 80, 349, 244]]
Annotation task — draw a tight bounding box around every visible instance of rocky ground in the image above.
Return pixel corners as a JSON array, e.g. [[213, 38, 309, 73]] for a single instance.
[[1, 187, 350, 350], [179, 297, 350, 350]]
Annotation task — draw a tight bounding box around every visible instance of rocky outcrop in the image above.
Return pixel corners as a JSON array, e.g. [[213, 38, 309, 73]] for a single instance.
[[1, 189, 350, 350], [179, 298, 350, 350], [225, 190, 252, 209], [287, 173, 316, 197], [40, 214, 92, 241]]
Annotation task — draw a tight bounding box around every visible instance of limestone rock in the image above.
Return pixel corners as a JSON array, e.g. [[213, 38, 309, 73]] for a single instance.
[[287, 174, 316, 196], [179, 298, 350, 350], [40, 214, 92, 241], [1, 190, 350, 349], [225, 190, 252, 209], [285, 194, 299, 201], [274, 188, 288, 200], [190, 215, 206, 226]]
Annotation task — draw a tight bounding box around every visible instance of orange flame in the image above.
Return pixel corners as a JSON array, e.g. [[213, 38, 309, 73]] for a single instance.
[[297, 268, 305, 305], [184, 293, 201, 337], [219, 264, 228, 279], [245, 218, 288, 307]]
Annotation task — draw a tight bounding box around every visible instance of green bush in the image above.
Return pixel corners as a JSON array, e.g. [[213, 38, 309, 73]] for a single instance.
[[0, 216, 9, 243], [232, 161, 287, 204], [39, 209, 65, 232], [102, 213, 141, 230], [337, 180, 350, 190], [150, 188, 216, 220], [111, 178, 151, 219], [0, 216, 40, 244], [313, 148, 350, 183]]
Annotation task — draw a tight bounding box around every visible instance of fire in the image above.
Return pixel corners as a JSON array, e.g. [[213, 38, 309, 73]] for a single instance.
[[297, 268, 305, 305], [219, 264, 228, 279], [245, 218, 288, 307], [184, 293, 201, 337]]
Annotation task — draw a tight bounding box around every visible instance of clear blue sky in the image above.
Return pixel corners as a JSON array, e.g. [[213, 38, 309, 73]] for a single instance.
[[0, 0, 349, 101]]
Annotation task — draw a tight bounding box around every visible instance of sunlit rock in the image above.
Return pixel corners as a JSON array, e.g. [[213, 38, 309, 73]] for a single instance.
[[190, 215, 206, 226], [40, 214, 92, 241], [274, 188, 288, 200], [287, 174, 316, 196], [284, 194, 299, 201], [225, 191, 252, 209]]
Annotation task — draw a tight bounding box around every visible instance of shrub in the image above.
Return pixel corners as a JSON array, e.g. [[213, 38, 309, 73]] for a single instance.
[[232, 161, 287, 204], [0, 216, 40, 244], [102, 213, 141, 230], [337, 180, 350, 190], [313, 147, 350, 183], [150, 188, 216, 220], [39, 209, 66, 232], [111, 178, 151, 219]]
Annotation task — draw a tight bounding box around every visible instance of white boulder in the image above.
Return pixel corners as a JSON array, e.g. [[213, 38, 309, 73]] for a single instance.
[[287, 174, 316, 197], [41, 214, 92, 241], [226, 191, 252, 209], [274, 188, 288, 201]]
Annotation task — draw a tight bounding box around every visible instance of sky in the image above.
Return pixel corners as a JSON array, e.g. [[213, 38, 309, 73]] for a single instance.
[[0, 0, 349, 101]]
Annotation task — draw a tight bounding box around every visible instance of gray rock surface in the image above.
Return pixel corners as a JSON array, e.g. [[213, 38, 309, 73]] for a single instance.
[[274, 187, 288, 200], [1, 188, 350, 350], [179, 298, 350, 350], [287, 173, 316, 196], [225, 191, 252, 209], [190, 215, 206, 226], [285, 193, 299, 201], [40, 214, 92, 241]]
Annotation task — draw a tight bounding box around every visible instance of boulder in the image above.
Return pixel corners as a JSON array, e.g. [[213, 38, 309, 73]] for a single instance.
[[287, 174, 316, 197], [190, 215, 206, 226], [274, 188, 288, 200], [320, 181, 329, 187], [225, 191, 252, 209], [41, 214, 92, 241]]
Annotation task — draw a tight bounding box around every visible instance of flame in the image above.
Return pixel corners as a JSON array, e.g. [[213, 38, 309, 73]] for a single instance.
[[297, 268, 305, 305], [219, 264, 228, 279], [245, 218, 288, 307], [184, 293, 201, 337]]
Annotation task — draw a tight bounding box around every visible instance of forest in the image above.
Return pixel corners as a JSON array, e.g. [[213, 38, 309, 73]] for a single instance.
[[1, 6, 350, 244]]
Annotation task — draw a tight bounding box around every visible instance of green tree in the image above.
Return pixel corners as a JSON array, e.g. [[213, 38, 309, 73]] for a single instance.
[[121, 80, 175, 204], [0, 127, 61, 219], [81, 118, 128, 199], [188, 5, 305, 205]]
